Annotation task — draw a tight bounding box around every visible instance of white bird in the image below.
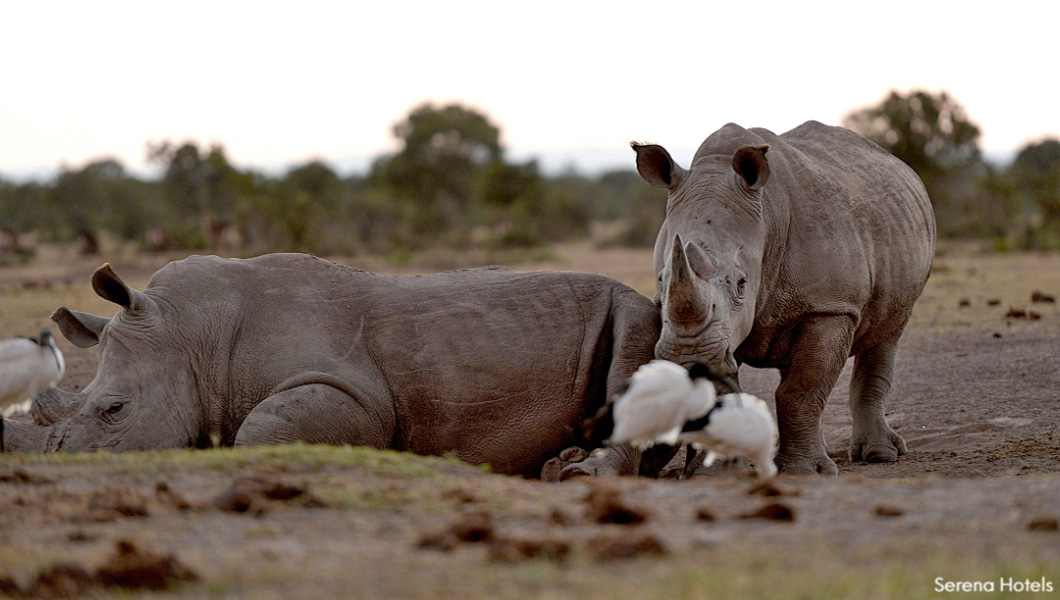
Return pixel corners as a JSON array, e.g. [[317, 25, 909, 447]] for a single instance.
[[606, 359, 717, 449], [604, 359, 778, 479], [679, 391, 779, 480], [0, 330, 65, 417]]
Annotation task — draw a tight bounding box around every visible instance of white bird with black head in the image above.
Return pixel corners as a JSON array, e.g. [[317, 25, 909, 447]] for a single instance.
[[605, 359, 717, 449], [0, 329, 66, 417], [601, 360, 778, 479]]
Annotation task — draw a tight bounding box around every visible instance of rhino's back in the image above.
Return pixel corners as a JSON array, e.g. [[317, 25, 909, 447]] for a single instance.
[[149, 255, 654, 475], [746, 122, 935, 353], [363, 268, 643, 475], [770, 120, 935, 271]]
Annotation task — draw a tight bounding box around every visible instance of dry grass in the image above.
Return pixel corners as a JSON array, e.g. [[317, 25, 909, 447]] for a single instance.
[[2, 241, 1059, 599]]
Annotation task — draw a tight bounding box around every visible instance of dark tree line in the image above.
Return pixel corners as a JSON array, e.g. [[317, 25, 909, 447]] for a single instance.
[[0, 102, 665, 259], [843, 90, 1060, 249], [3, 94, 1060, 259]]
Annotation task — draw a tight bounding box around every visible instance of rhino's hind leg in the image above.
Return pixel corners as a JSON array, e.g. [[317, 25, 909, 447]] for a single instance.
[[774, 315, 856, 476], [235, 384, 392, 448], [543, 443, 678, 481], [542, 445, 633, 481], [848, 333, 907, 463]]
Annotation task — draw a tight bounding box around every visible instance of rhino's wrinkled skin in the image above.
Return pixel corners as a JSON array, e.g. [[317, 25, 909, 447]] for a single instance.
[[0, 254, 661, 478], [633, 121, 935, 475]]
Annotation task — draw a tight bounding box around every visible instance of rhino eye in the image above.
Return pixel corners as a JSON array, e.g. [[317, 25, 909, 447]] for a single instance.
[[735, 275, 747, 299], [105, 402, 125, 415]]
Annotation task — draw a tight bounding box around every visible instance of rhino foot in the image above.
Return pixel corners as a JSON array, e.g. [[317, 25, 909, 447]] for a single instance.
[[849, 429, 907, 463], [559, 448, 622, 480], [541, 446, 631, 481], [541, 447, 591, 481], [776, 451, 838, 477]]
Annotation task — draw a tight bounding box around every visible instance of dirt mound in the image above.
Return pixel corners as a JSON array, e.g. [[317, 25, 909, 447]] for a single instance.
[[588, 530, 668, 561], [5, 540, 197, 597], [584, 486, 650, 525]]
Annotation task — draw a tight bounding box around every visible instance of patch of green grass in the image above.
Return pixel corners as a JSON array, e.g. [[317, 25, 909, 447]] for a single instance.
[[931, 261, 954, 274], [317, 480, 460, 512], [365, 541, 1057, 600], [1, 443, 486, 479]]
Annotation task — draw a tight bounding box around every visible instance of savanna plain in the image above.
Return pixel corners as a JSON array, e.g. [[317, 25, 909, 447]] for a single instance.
[[0, 239, 1058, 599]]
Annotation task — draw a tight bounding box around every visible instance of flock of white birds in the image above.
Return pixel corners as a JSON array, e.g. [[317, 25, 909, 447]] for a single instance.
[[605, 359, 779, 479]]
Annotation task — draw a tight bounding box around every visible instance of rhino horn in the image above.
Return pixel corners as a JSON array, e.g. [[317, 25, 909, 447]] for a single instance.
[[31, 387, 80, 425], [1, 418, 55, 453], [667, 234, 709, 326]]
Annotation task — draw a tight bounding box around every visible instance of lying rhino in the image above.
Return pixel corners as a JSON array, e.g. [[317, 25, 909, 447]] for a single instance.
[[628, 121, 935, 475], [0, 254, 660, 478]]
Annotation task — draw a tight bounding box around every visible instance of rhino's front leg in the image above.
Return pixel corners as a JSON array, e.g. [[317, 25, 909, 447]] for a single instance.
[[235, 383, 393, 448], [774, 315, 856, 476], [848, 333, 907, 463]]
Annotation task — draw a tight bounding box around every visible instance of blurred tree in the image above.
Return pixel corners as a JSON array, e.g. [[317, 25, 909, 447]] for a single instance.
[[370, 102, 502, 233], [148, 141, 204, 221], [843, 89, 982, 179], [285, 161, 344, 204], [1006, 138, 1060, 248], [1008, 139, 1060, 215], [843, 90, 998, 237], [0, 179, 52, 233], [256, 160, 346, 253], [147, 141, 255, 247], [49, 159, 164, 241], [476, 160, 543, 208]]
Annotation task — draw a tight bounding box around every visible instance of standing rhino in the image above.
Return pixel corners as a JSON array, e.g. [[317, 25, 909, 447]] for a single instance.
[[0, 254, 661, 478], [631, 121, 935, 475]]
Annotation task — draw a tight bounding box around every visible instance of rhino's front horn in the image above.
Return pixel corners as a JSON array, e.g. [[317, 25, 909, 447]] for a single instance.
[[1, 418, 55, 453], [31, 387, 80, 425], [667, 234, 709, 327]]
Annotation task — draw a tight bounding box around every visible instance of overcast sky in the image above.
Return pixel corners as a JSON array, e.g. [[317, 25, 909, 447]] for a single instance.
[[2, 1, 1057, 178]]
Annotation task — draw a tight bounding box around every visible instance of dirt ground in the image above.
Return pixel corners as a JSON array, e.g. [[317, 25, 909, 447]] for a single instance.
[[0, 241, 1058, 598]]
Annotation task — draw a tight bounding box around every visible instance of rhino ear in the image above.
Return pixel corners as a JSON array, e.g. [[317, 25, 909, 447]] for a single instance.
[[632, 142, 687, 190], [91, 263, 153, 313], [52, 306, 109, 348], [733, 144, 770, 191]]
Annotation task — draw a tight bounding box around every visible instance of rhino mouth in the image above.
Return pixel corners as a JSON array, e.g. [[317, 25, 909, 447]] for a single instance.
[[654, 334, 737, 379]]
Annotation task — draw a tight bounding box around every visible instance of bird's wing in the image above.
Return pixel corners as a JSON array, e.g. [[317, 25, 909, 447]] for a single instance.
[[0, 338, 42, 367], [610, 382, 692, 444]]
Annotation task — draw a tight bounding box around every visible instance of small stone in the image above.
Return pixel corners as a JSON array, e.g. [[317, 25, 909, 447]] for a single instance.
[[875, 505, 904, 517], [450, 510, 495, 543], [1005, 307, 1028, 319], [747, 481, 799, 497], [589, 531, 667, 561], [417, 530, 459, 552], [214, 488, 255, 513], [488, 536, 571, 563], [695, 507, 716, 522], [1026, 517, 1058, 532], [739, 502, 795, 522]]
